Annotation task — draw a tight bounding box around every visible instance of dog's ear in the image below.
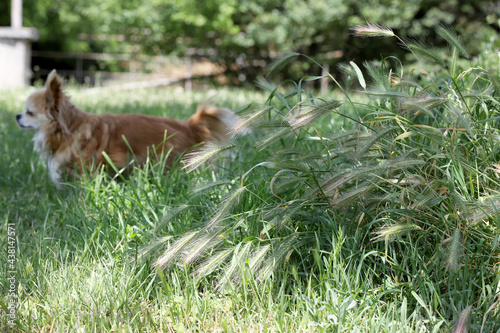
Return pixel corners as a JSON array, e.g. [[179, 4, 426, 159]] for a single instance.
[[45, 70, 70, 133], [45, 70, 63, 113]]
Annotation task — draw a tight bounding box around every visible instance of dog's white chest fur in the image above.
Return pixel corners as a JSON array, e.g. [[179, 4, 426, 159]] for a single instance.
[[33, 130, 48, 157], [32, 130, 62, 184]]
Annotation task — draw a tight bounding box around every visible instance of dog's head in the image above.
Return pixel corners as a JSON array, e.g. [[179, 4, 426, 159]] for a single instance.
[[16, 70, 69, 132]]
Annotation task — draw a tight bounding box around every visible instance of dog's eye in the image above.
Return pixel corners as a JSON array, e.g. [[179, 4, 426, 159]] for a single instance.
[[26, 110, 34, 116]]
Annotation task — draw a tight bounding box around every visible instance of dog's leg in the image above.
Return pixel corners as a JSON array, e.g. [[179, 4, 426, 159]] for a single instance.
[[48, 158, 64, 188]]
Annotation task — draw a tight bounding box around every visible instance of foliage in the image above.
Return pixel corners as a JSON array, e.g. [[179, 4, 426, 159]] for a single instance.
[[1, 0, 499, 81]]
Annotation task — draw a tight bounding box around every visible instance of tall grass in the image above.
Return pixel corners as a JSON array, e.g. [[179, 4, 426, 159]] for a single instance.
[[152, 25, 500, 331]]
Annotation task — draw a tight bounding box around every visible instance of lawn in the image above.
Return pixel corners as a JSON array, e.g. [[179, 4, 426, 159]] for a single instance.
[[2, 27, 500, 332]]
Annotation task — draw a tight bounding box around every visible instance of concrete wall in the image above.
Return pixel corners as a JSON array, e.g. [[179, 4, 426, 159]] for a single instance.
[[0, 27, 38, 89]]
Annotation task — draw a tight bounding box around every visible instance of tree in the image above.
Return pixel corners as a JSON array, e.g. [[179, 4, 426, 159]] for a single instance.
[[1, 0, 498, 83]]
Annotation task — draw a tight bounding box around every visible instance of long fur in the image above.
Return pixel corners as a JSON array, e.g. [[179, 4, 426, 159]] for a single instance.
[[16, 70, 236, 186]]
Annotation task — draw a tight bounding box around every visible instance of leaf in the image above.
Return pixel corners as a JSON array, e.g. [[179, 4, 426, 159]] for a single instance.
[[393, 131, 416, 141], [350, 61, 366, 89], [304, 75, 327, 81], [364, 89, 409, 99], [411, 291, 428, 309]]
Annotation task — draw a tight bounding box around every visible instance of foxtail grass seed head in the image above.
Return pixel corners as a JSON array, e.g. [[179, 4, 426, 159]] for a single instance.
[[183, 142, 237, 173], [444, 228, 463, 274], [372, 223, 422, 242], [351, 23, 395, 38], [288, 102, 341, 129], [451, 305, 472, 333]]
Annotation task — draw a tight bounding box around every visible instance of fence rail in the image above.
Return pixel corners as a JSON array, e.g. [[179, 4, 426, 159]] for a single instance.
[[31, 49, 342, 91], [31, 50, 224, 89]]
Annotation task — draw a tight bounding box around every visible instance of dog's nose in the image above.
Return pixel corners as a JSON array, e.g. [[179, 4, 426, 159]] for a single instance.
[[16, 114, 21, 121]]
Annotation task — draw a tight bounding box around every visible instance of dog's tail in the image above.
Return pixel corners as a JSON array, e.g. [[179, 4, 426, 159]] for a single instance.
[[187, 104, 238, 144]]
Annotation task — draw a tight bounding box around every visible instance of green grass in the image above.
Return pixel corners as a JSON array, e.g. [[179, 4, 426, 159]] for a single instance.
[[2, 25, 500, 332], [2, 87, 312, 332]]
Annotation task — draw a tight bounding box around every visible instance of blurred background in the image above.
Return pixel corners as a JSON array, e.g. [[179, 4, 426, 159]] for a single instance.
[[1, 0, 499, 89]]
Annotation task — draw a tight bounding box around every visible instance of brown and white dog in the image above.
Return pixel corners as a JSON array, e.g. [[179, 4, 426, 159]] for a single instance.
[[16, 70, 236, 186]]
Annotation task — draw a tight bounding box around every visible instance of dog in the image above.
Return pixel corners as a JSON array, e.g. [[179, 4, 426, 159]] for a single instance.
[[16, 70, 236, 186]]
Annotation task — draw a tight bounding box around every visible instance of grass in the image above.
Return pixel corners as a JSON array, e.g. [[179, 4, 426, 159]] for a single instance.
[[1, 25, 500, 332], [1, 87, 309, 332]]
